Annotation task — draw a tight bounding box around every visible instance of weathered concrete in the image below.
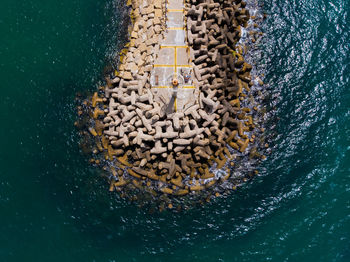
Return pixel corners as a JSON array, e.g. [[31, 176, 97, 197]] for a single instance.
[[150, 0, 196, 113], [80, 0, 264, 202]]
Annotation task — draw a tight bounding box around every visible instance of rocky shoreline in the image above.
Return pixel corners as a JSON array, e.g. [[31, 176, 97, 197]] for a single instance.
[[76, 0, 266, 206]]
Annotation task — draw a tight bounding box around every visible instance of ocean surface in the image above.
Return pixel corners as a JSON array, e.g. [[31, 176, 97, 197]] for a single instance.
[[1, 0, 349, 261]]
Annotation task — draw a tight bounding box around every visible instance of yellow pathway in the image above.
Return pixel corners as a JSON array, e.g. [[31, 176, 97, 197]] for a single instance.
[[150, 0, 197, 113]]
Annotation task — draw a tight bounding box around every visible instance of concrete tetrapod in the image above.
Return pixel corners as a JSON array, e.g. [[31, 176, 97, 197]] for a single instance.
[[77, 0, 267, 208]]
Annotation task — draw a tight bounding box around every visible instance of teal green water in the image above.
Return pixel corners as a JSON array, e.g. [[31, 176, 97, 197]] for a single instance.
[[1, 0, 349, 261]]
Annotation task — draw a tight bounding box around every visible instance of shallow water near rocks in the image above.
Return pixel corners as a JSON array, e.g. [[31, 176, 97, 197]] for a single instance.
[[1, 0, 349, 261]]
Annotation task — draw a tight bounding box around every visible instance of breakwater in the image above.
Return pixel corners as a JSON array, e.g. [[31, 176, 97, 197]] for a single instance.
[[77, 0, 266, 207], [3, 0, 350, 259]]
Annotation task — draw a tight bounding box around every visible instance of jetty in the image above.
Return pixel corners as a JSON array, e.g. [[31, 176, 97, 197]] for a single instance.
[[83, 0, 263, 200]]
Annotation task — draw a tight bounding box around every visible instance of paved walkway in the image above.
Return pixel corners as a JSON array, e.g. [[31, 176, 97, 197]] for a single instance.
[[150, 0, 197, 114]]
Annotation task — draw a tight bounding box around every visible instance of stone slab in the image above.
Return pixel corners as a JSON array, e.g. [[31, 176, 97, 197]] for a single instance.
[[167, 12, 184, 28], [155, 48, 175, 65], [162, 30, 186, 46], [176, 47, 189, 65], [167, 0, 183, 9]]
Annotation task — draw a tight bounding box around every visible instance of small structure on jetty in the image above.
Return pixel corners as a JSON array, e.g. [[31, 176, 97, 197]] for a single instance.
[[77, 0, 266, 208]]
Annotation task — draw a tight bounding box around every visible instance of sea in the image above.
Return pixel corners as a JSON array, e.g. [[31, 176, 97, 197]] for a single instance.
[[0, 0, 349, 261]]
